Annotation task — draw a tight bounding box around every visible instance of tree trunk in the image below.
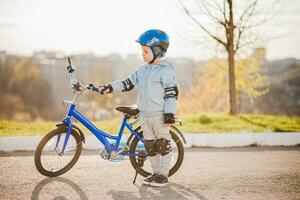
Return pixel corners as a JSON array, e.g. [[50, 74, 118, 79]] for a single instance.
[[227, 0, 237, 115], [228, 45, 237, 115]]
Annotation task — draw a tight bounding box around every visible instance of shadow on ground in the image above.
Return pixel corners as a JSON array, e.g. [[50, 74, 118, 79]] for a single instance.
[[107, 182, 208, 200], [31, 177, 207, 200], [31, 177, 88, 200]]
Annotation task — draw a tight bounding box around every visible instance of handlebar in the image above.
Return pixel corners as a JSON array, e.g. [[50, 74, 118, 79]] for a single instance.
[[67, 57, 75, 73], [66, 57, 85, 93], [68, 57, 72, 66], [66, 57, 101, 94]]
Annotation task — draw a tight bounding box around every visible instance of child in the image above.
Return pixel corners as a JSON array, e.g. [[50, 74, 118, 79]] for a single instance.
[[91, 29, 178, 187]]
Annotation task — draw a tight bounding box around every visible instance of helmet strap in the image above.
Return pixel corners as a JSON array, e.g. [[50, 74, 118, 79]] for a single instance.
[[149, 46, 162, 64]]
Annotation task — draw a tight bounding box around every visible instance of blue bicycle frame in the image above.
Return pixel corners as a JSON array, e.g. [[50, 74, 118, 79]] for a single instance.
[[58, 103, 144, 156]]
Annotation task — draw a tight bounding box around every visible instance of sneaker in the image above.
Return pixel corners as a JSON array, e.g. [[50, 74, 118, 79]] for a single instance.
[[150, 174, 168, 187], [143, 173, 158, 185]]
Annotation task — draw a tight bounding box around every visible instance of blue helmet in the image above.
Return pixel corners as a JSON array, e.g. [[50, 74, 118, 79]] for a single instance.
[[136, 29, 170, 59]]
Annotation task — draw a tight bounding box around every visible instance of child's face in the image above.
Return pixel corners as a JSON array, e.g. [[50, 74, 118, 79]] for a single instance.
[[140, 45, 153, 64]]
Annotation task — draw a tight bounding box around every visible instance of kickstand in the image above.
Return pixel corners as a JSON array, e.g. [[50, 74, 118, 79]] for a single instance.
[[133, 168, 139, 184], [133, 152, 145, 184]]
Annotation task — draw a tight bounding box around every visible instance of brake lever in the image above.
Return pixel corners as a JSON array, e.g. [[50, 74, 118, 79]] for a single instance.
[[72, 82, 81, 92], [67, 57, 89, 94]]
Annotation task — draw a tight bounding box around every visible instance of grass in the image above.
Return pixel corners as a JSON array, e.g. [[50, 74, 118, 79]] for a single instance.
[[0, 113, 299, 136], [0, 119, 126, 136], [180, 113, 300, 133]]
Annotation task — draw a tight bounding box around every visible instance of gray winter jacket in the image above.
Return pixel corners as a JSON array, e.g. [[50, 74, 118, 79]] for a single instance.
[[109, 60, 178, 117]]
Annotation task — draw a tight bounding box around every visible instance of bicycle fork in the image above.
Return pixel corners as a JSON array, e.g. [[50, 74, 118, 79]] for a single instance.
[[56, 119, 73, 156]]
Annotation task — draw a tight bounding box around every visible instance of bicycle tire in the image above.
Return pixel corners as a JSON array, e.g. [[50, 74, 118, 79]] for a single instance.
[[34, 127, 82, 177], [129, 126, 184, 177]]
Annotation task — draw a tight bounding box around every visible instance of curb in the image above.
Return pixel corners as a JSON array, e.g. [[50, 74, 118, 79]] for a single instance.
[[184, 133, 300, 148], [0, 133, 300, 152]]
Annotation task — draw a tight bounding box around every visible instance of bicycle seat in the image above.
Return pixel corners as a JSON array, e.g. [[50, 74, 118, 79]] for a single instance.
[[115, 105, 139, 116]]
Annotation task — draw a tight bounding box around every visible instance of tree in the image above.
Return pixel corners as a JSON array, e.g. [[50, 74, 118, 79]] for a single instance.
[[0, 57, 55, 120], [177, 53, 267, 114], [175, 0, 278, 115], [178, 59, 228, 114]]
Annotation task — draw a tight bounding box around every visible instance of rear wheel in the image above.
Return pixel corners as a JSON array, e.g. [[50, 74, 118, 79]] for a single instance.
[[129, 126, 184, 177], [34, 127, 83, 177]]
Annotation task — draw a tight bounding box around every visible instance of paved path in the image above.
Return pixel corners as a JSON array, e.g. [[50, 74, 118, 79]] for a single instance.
[[0, 147, 299, 200]]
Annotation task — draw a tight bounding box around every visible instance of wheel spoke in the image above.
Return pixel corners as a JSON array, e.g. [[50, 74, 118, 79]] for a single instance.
[[34, 128, 82, 177], [129, 128, 184, 177]]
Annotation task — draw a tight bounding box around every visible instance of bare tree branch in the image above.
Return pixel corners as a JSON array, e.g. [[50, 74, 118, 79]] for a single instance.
[[210, 0, 227, 20], [223, 0, 228, 24], [234, 29, 242, 53], [176, 0, 227, 48], [236, 0, 258, 28], [199, 0, 227, 29], [234, 0, 258, 52], [234, 0, 283, 52]]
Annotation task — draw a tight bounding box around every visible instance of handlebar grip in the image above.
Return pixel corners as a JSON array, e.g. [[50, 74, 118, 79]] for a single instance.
[[67, 57, 75, 73], [68, 57, 72, 66]]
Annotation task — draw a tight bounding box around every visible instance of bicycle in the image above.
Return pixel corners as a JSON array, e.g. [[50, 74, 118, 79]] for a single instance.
[[34, 57, 186, 183]]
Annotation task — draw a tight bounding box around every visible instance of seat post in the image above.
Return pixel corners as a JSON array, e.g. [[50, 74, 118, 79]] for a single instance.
[[124, 113, 131, 119]]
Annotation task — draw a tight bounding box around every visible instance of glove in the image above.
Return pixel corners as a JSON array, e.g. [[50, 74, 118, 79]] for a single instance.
[[164, 113, 175, 124], [88, 83, 113, 94], [88, 83, 100, 92], [98, 84, 113, 94]]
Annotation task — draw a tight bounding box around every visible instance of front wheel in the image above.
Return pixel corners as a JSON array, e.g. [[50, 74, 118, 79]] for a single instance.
[[34, 127, 83, 177], [129, 126, 184, 177]]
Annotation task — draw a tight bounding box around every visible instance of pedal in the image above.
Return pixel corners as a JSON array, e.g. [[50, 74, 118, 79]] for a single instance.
[[98, 149, 108, 160], [109, 151, 118, 159]]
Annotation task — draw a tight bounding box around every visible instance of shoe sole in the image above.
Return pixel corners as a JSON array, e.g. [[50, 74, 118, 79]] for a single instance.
[[150, 182, 168, 187], [142, 181, 152, 186]]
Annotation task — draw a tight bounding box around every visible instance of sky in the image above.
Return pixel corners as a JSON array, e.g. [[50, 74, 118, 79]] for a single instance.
[[0, 0, 300, 60]]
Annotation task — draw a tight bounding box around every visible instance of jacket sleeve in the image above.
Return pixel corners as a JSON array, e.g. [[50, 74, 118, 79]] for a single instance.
[[108, 69, 138, 93], [161, 64, 178, 114]]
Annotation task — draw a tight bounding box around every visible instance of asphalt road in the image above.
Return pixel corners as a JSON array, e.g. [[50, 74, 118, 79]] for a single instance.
[[0, 147, 299, 200]]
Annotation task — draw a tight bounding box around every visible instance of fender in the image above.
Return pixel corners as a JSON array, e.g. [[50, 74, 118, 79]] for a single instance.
[[126, 126, 142, 146], [56, 122, 86, 143]]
